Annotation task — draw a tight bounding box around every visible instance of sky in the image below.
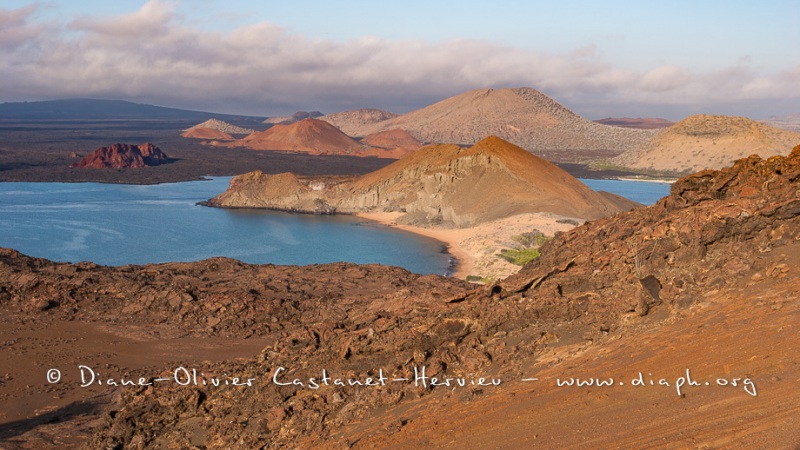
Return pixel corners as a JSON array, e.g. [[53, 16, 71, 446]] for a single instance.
[[1, 0, 798, 119]]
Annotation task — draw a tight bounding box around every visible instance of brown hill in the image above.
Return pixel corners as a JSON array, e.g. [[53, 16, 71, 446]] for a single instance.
[[319, 108, 399, 135], [4, 148, 798, 448], [70, 143, 171, 169], [360, 128, 422, 152], [345, 87, 655, 161], [595, 117, 674, 129], [220, 118, 412, 159], [238, 118, 364, 154], [181, 118, 254, 138], [204, 136, 639, 226], [615, 114, 800, 173], [181, 127, 234, 140]]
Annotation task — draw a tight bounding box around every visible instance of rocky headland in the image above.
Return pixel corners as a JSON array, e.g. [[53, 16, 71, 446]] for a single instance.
[[204, 136, 639, 227], [203, 135, 641, 280], [1, 146, 798, 448]]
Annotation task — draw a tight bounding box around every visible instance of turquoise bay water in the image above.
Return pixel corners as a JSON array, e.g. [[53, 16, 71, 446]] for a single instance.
[[0, 177, 671, 274], [578, 178, 671, 206], [0, 178, 453, 274]]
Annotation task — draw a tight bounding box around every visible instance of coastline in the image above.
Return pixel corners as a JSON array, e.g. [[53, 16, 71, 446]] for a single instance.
[[355, 212, 474, 280], [355, 211, 581, 281], [609, 176, 676, 184]]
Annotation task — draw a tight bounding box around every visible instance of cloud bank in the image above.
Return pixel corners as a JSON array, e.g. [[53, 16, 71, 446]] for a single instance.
[[1, 1, 798, 118]]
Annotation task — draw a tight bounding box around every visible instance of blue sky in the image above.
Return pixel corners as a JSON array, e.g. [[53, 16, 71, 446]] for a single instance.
[[1, 0, 798, 119]]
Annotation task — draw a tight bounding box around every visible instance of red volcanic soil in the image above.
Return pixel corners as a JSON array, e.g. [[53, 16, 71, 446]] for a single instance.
[[240, 118, 363, 154], [180, 127, 234, 140], [221, 118, 414, 159], [70, 143, 171, 169]]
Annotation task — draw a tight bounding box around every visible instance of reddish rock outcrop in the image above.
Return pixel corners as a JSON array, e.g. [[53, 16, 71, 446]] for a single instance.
[[70, 143, 171, 169]]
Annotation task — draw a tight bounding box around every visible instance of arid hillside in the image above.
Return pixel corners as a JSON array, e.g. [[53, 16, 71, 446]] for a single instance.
[[181, 127, 233, 140], [319, 108, 399, 135], [181, 119, 255, 139], [615, 114, 800, 173], [239, 118, 359, 153], [204, 136, 639, 226], [360, 129, 422, 152], [2, 147, 798, 448], [339, 87, 655, 161]]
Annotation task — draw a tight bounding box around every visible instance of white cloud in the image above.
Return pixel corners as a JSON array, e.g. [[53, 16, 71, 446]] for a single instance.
[[1, 0, 797, 117], [638, 65, 692, 93]]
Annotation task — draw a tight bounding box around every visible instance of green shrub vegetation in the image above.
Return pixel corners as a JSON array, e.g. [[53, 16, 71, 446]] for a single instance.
[[511, 231, 549, 247], [498, 248, 541, 266]]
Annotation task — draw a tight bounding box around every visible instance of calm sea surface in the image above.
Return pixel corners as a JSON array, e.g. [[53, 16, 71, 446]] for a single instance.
[[578, 178, 670, 206], [0, 177, 670, 273]]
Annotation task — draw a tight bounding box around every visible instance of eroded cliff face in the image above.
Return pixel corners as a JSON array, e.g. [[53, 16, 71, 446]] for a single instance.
[[3, 147, 797, 448], [204, 136, 639, 226], [202, 171, 343, 214]]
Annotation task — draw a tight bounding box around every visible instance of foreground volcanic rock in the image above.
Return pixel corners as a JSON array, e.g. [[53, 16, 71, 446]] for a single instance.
[[2, 147, 798, 447], [69, 143, 171, 169], [204, 136, 639, 226]]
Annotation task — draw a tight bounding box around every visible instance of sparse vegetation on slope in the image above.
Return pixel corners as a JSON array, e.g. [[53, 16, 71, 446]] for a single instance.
[[614, 114, 800, 172]]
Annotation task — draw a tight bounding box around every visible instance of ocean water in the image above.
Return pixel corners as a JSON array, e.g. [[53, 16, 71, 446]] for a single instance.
[[578, 178, 671, 206], [0, 178, 453, 275], [0, 177, 671, 273]]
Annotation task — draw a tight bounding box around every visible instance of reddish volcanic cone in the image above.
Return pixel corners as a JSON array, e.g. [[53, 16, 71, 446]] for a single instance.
[[181, 127, 234, 140], [240, 118, 364, 155]]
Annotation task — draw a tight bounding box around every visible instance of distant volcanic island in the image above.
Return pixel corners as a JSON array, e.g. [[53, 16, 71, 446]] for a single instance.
[[184, 87, 800, 176], [70, 142, 172, 169]]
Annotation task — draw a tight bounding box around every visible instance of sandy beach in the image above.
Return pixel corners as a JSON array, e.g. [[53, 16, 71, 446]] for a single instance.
[[356, 211, 581, 281], [356, 211, 475, 279]]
